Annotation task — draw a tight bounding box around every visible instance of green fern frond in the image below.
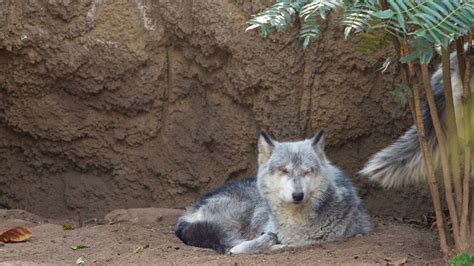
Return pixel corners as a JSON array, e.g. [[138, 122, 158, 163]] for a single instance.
[[341, 0, 378, 39], [299, 0, 343, 20], [299, 0, 343, 47], [387, 0, 474, 48], [300, 13, 322, 48], [246, 0, 474, 56], [246, 0, 307, 37], [247, 0, 343, 48]]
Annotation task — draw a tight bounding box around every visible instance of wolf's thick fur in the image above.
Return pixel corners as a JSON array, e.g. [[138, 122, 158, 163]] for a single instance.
[[360, 48, 474, 188], [175, 131, 371, 254]]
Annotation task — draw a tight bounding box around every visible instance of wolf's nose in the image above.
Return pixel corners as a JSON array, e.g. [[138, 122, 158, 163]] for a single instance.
[[292, 192, 304, 202]]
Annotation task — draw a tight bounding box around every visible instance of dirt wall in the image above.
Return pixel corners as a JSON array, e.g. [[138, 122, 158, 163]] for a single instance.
[[0, 0, 433, 219]]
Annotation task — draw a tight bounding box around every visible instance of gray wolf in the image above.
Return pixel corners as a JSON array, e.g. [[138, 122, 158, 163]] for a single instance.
[[175, 130, 371, 254], [360, 47, 474, 188]]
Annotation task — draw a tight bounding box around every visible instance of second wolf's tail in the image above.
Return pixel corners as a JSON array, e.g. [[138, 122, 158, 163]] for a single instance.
[[360, 70, 446, 188], [360, 124, 440, 188]]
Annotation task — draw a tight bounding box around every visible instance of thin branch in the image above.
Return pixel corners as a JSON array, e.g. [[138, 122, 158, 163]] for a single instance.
[[421, 63, 461, 250], [471, 191, 474, 245], [402, 42, 450, 257], [442, 47, 463, 215], [460, 34, 472, 250], [457, 38, 466, 81], [390, 36, 415, 119]]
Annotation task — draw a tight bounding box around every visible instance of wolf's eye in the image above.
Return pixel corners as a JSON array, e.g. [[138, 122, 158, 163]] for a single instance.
[[301, 168, 314, 176], [278, 167, 290, 175]]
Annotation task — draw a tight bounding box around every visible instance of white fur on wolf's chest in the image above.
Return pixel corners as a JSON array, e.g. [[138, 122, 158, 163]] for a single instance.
[[271, 204, 329, 245]]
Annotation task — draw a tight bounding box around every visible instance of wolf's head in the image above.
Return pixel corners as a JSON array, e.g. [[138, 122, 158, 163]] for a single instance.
[[256, 130, 332, 205]]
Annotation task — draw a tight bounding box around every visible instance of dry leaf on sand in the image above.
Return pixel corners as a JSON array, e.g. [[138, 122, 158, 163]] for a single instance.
[[0, 227, 32, 243], [71, 244, 90, 250]]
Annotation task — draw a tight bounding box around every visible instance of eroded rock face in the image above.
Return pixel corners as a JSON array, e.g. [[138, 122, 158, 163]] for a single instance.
[[0, 0, 432, 218]]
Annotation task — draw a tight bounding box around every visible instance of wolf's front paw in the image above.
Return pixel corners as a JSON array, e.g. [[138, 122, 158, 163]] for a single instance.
[[229, 233, 279, 254], [229, 240, 264, 254], [269, 244, 288, 251], [229, 245, 246, 255]]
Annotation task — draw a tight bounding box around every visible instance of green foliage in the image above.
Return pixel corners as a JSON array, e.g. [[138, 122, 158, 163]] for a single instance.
[[355, 31, 392, 53], [246, 0, 343, 48], [247, 0, 474, 63], [384, 0, 474, 48], [341, 0, 379, 39], [63, 223, 73, 230], [400, 37, 434, 64], [300, 14, 322, 47], [246, 0, 307, 38], [450, 252, 474, 266], [300, 0, 342, 19], [299, 0, 343, 47], [391, 83, 412, 108]]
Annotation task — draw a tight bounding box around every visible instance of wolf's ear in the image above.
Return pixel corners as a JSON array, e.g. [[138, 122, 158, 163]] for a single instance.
[[258, 131, 274, 165], [311, 129, 325, 156]]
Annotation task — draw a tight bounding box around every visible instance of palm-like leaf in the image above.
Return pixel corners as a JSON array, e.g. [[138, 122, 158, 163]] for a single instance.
[[299, 0, 343, 47], [247, 0, 343, 47], [341, 0, 378, 39], [246, 0, 307, 36], [247, 0, 474, 62], [299, 0, 343, 20], [386, 0, 474, 48], [300, 13, 322, 48]]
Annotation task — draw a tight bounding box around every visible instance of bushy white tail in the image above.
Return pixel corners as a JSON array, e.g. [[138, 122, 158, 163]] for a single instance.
[[361, 50, 474, 188], [360, 125, 439, 188]]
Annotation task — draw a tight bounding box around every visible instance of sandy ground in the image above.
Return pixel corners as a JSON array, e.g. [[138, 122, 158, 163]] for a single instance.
[[0, 208, 443, 265]]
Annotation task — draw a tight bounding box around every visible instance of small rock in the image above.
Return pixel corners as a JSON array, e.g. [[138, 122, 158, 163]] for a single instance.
[[84, 218, 98, 224]]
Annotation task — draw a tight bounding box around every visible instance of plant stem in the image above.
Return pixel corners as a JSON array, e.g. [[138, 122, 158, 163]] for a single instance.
[[457, 38, 466, 80], [402, 42, 450, 256], [471, 190, 474, 246], [421, 63, 461, 250], [391, 37, 416, 118], [441, 47, 463, 214], [460, 34, 472, 250]]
